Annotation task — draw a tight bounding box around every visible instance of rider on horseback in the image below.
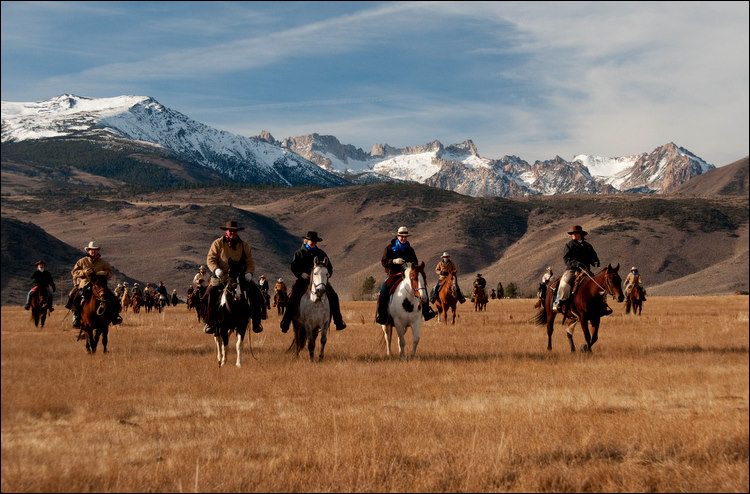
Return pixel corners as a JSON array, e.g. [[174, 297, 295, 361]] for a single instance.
[[624, 267, 647, 301], [204, 220, 266, 334], [429, 252, 466, 304], [280, 231, 346, 333], [376, 226, 437, 324], [552, 226, 612, 316], [538, 266, 553, 300], [64, 241, 123, 328], [273, 278, 288, 303], [258, 274, 271, 310], [24, 260, 55, 312]]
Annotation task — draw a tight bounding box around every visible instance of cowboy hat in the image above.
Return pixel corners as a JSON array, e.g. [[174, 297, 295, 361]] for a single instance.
[[441, 252, 450, 258], [34, 260, 46, 266], [259, 274, 266, 278], [567, 225, 588, 236], [547, 266, 553, 270], [220, 220, 244, 231], [303, 231, 323, 242], [85, 241, 100, 251], [476, 273, 483, 277], [631, 266, 638, 271], [396, 226, 410, 236]]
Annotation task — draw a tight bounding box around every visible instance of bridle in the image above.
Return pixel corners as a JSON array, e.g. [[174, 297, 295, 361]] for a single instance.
[[407, 264, 428, 300]]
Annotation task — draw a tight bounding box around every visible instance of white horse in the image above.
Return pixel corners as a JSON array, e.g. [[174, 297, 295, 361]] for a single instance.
[[381, 261, 428, 360], [214, 278, 251, 368], [292, 258, 331, 361]]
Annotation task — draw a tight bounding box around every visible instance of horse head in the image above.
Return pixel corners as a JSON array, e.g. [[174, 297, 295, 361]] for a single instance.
[[310, 257, 329, 300], [408, 261, 428, 302], [604, 263, 624, 303]]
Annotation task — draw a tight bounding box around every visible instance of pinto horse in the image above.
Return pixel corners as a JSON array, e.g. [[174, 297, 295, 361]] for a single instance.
[[213, 277, 252, 368], [533, 264, 624, 353], [626, 284, 644, 315], [434, 271, 458, 324], [78, 275, 115, 354], [473, 285, 488, 312], [29, 287, 50, 328], [292, 258, 331, 361], [381, 261, 428, 360]]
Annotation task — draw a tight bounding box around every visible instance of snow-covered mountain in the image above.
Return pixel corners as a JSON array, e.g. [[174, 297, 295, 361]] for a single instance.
[[1, 94, 715, 196], [1, 94, 348, 188]]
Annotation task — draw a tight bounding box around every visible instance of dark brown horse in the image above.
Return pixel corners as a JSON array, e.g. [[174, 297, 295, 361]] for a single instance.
[[78, 275, 114, 354], [187, 287, 202, 322], [533, 264, 624, 353], [625, 284, 644, 315], [273, 289, 288, 315], [131, 293, 142, 314], [29, 287, 49, 328], [434, 272, 458, 324], [473, 285, 487, 312]]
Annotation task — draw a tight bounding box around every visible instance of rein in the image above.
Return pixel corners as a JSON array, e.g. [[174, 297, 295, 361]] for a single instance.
[[581, 269, 615, 297]]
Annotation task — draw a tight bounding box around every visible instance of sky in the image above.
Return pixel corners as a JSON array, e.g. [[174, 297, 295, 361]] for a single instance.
[[1, 1, 748, 167]]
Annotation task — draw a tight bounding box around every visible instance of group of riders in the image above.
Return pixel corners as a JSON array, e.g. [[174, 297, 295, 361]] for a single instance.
[[26, 221, 646, 332]]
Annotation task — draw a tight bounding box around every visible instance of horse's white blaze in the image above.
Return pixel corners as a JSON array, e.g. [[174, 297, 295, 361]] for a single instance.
[[382, 262, 425, 360]]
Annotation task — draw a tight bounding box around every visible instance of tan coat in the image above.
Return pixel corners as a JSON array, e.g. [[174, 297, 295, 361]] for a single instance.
[[274, 281, 288, 294], [435, 260, 457, 280], [71, 255, 113, 288], [193, 270, 211, 287], [206, 236, 255, 277]]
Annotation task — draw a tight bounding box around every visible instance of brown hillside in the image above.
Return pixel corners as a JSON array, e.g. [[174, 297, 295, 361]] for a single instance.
[[1, 184, 748, 305], [673, 156, 749, 196]]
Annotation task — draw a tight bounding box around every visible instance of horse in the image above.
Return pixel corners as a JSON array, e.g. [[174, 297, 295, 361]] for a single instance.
[[625, 284, 644, 315], [473, 285, 488, 312], [533, 264, 624, 353], [142, 292, 154, 313], [434, 271, 458, 324], [187, 287, 202, 322], [213, 277, 252, 368], [120, 288, 131, 313], [78, 275, 114, 354], [131, 293, 142, 314], [273, 289, 288, 315], [292, 258, 331, 361], [381, 261, 428, 360], [29, 287, 50, 328]]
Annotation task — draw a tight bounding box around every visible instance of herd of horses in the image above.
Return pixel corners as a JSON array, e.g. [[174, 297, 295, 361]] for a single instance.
[[35, 260, 644, 362]]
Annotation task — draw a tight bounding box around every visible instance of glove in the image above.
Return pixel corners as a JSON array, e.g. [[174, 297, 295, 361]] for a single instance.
[[215, 268, 223, 278], [393, 258, 405, 265], [301, 273, 310, 280], [245, 273, 253, 282]]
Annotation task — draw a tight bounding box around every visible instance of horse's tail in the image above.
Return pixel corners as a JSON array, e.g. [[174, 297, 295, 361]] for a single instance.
[[531, 307, 547, 326]]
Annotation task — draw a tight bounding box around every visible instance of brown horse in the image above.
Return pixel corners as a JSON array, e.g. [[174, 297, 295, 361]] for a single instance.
[[473, 285, 487, 312], [533, 264, 624, 353], [29, 287, 50, 328], [625, 284, 644, 315], [434, 272, 458, 324], [78, 275, 114, 354], [187, 287, 202, 322], [121, 288, 131, 313], [273, 289, 288, 315], [131, 293, 142, 313]]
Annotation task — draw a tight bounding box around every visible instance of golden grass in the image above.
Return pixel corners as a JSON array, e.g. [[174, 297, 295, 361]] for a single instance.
[[2, 296, 748, 492]]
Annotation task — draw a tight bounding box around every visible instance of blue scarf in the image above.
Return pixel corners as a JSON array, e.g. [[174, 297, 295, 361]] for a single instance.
[[391, 239, 408, 253]]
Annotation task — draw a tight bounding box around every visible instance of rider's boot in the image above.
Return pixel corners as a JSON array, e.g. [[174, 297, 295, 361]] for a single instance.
[[375, 296, 388, 325], [430, 285, 438, 304], [457, 285, 466, 304], [47, 300, 54, 312], [602, 303, 613, 316], [72, 311, 81, 328], [252, 318, 263, 333]]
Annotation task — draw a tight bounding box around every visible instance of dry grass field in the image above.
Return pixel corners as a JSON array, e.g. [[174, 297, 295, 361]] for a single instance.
[[2, 296, 748, 492]]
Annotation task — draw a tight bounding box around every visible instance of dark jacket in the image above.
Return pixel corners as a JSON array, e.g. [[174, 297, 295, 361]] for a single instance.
[[563, 239, 600, 271], [381, 238, 418, 275], [290, 244, 332, 280], [31, 270, 56, 291]]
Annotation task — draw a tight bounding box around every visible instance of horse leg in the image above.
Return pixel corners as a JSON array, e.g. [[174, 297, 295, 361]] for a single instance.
[[319, 327, 327, 361], [396, 326, 408, 361], [565, 320, 576, 352], [410, 324, 421, 359], [451, 307, 456, 325], [101, 328, 108, 353], [381, 324, 393, 357], [546, 311, 555, 351], [214, 335, 225, 367], [235, 330, 243, 368], [589, 319, 600, 349], [580, 318, 593, 352], [307, 328, 317, 362]]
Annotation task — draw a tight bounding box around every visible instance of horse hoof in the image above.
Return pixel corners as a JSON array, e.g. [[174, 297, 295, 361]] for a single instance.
[[579, 343, 589, 352]]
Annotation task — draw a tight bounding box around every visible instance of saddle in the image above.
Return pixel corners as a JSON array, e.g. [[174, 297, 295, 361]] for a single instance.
[[386, 272, 405, 295]]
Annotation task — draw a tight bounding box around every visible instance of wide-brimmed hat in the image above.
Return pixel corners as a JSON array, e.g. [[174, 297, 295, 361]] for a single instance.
[[631, 266, 638, 271], [476, 273, 483, 277], [278, 278, 283, 282], [259, 274, 266, 279], [547, 266, 553, 271], [220, 220, 244, 231], [123, 281, 129, 286], [34, 260, 46, 266], [396, 226, 410, 237], [303, 231, 323, 242], [199, 265, 206, 270], [441, 252, 450, 258], [84, 241, 100, 251], [567, 225, 588, 236]]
